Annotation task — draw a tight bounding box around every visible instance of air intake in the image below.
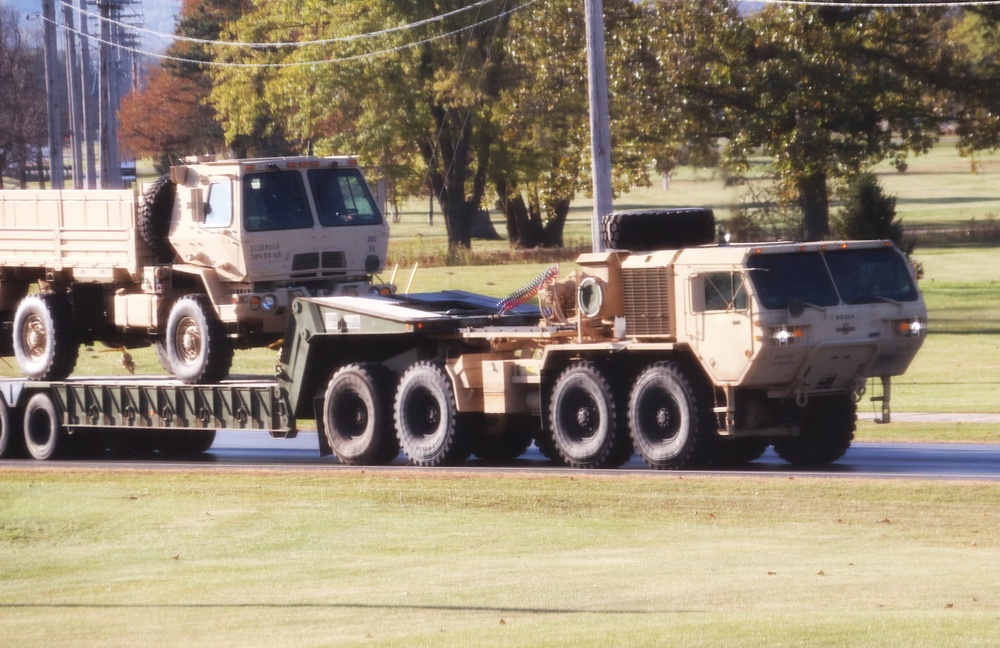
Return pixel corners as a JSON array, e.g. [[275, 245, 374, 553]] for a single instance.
[[622, 266, 672, 337]]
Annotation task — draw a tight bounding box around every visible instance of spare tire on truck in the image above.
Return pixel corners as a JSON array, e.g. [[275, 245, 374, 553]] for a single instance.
[[138, 175, 177, 262], [602, 208, 716, 251]]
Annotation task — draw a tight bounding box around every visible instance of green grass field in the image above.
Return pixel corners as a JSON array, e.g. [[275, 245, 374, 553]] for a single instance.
[[1, 470, 998, 647]]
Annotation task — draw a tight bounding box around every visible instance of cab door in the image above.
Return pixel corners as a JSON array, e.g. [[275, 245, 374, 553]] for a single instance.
[[690, 271, 756, 382]]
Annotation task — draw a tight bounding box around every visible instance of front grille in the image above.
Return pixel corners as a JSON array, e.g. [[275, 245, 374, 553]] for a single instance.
[[322, 251, 346, 268], [292, 253, 319, 271], [623, 266, 672, 337], [291, 251, 346, 271]]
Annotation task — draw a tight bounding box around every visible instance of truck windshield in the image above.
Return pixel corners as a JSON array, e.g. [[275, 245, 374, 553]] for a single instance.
[[825, 247, 919, 304], [747, 247, 918, 310], [308, 168, 383, 227], [746, 252, 840, 310], [243, 170, 314, 232]]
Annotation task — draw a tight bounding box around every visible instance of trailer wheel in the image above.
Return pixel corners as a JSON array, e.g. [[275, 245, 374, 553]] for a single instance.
[[156, 430, 217, 456], [628, 362, 712, 470], [602, 208, 716, 251], [394, 361, 470, 467], [548, 362, 626, 469], [13, 293, 79, 381], [165, 296, 234, 384], [773, 395, 855, 466], [23, 392, 63, 460], [324, 363, 398, 465], [471, 414, 534, 462], [0, 396, 23, 458], [138, 175, 177, 262]]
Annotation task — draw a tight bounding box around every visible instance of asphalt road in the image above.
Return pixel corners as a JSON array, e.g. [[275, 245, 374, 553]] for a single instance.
[[3, 423, 999, 479], [34, 428, 990, 480]]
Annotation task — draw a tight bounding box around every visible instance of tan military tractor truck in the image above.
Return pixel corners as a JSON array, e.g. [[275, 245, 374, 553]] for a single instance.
[[284, 208, 926, 469], [0, 155, 389, 383]]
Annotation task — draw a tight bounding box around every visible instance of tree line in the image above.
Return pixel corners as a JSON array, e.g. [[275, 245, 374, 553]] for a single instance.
[[88, 1, 1000, 246]]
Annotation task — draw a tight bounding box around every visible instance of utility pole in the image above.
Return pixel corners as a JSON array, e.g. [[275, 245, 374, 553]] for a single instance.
[[78, 0, 97, 189], [584, 0, 613, 253], [98, 0, 121, 188], [41, 0, 65, 189], [63, 2, 85, 189]]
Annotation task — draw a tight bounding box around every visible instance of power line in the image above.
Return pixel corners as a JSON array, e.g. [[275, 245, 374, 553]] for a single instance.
[[58, 0, 513, 49], [42, 0, 540, 69], [757, 1, 1000, 6]]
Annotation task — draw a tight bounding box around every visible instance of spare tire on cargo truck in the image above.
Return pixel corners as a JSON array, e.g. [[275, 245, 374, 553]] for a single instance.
[[602, 208, 715, 251]]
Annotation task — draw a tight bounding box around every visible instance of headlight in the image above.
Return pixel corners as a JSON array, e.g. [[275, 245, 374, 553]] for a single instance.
[[769, 325, 803, 345], [261, 294, 278, 312], [894, 318, 926, 337]]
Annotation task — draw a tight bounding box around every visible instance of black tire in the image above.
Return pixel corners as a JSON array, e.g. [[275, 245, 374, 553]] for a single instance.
[[773, 395, 855, 466], [165, 295, 234, 384], [628, 361, 713, 470], [156, 430, 217, 456], [471, 414, 534, 462], [602, 208, 716, 251], [139, 175, 177, 262], [324, 363, 398, 465], [153, 338, 172, 373], [548, 361, 627, 469], [23, 392, 63, 460], [394, 361, 470, 466], [13, 293, 79, 380], [709, 438, 770, 466]]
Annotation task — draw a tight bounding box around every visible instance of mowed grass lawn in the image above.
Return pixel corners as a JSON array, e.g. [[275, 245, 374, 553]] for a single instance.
[[1, 470, 999, 647]]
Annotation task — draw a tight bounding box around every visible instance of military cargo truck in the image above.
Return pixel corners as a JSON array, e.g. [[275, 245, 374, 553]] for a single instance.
[[0, 156, 390, 384], [0, 209, 928, 470]]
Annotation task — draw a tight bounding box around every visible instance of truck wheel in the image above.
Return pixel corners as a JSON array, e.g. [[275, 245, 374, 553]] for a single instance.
[[138, 175, 177, 262], [324, 363, 398, 465], [13, 293, 79, 381], [394, 361, 470, 466], [471, 414, 534, 462], [602, 208, 716, 251], [156, 430, 217, 456], [773, 395, 855, 466], [23, 392, 63, 460], [628, 361, 712, 470], [165, 296, 234, 384], [548, 362, 626, 469]]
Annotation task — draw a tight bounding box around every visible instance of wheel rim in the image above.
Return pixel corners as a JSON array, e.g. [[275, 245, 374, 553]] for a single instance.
[[404, 387, 441, 440], [558, 386, 602, 444], [175, 316, 202, 365], [334, 392, 369, 440], [22, 314, 48, 361], [637, 385, 683, 444]]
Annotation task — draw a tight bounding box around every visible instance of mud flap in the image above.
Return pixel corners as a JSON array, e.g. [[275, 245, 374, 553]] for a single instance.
[[313, 394, 334, 457]]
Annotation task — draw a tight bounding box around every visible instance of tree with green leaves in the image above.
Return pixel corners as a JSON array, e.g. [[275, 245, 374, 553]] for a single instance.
[[639, 2, 991, 242], [832, 172, 903, 246], [119, 0, 270, 172], [211, 0, 514, 250]]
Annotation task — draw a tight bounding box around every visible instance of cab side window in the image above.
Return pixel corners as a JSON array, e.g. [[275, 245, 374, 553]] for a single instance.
[[701, 272, 748, 312], [204, 181, 233, 228]]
